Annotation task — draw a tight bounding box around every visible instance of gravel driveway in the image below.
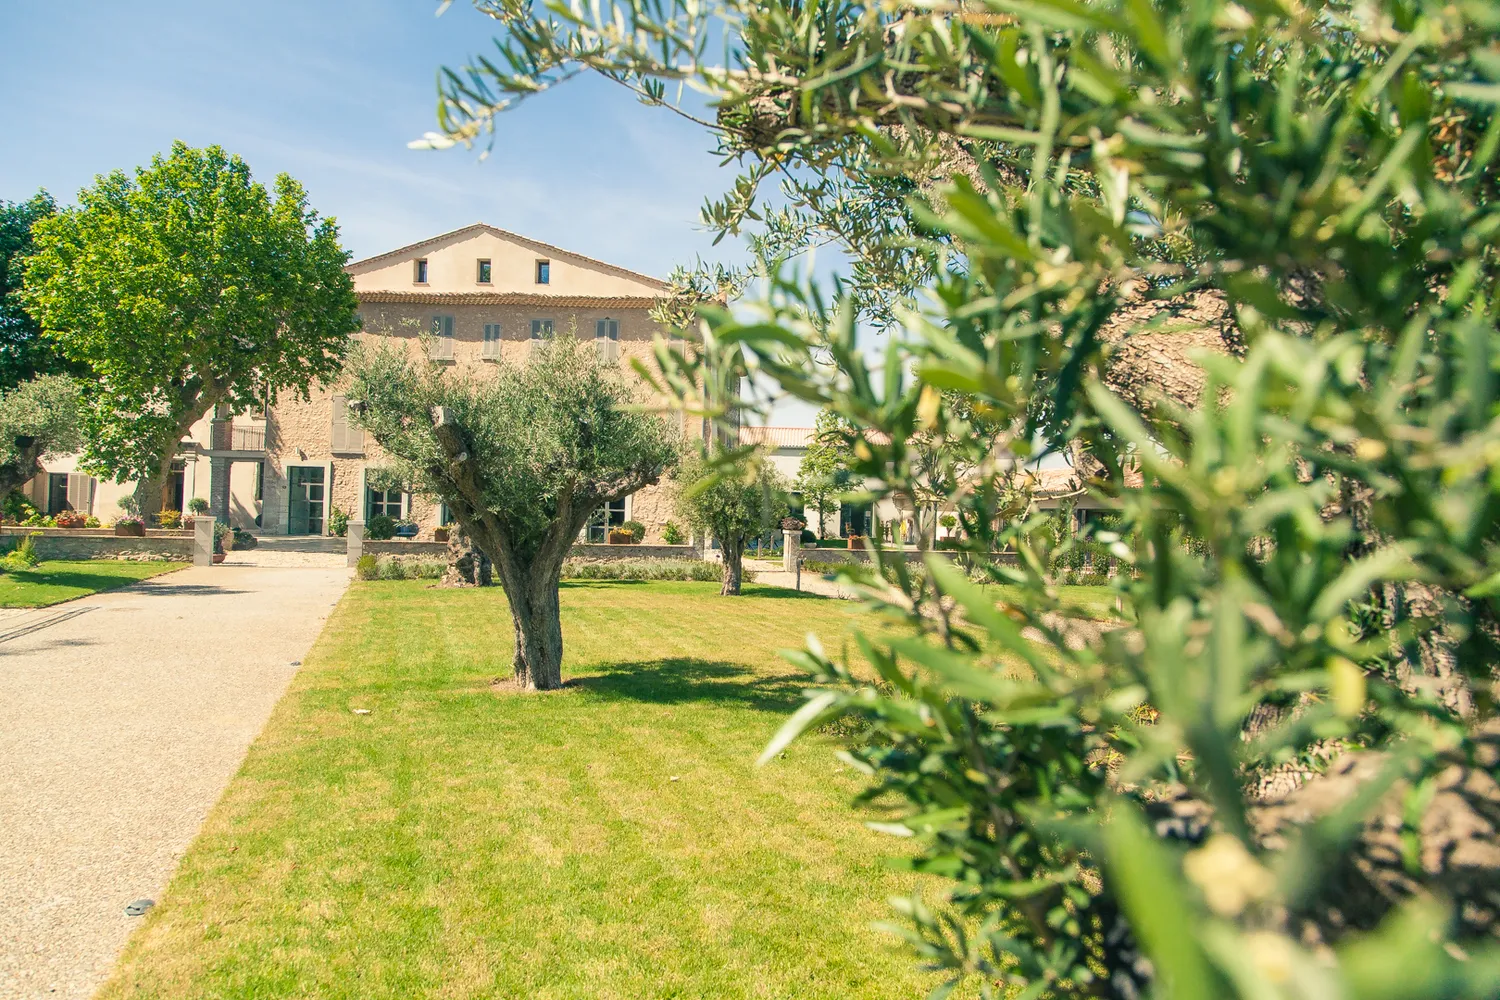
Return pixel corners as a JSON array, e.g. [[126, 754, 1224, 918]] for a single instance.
[[0, 563, 349, 1000]]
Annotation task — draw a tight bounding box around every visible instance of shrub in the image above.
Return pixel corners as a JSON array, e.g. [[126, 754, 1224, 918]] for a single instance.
[[661, 520, 684, 545], [374, 556, 444, 580], [817, 538, 847, 549], [232, 528, 257, 550], [800, 529, 816, 544], [355, 554, 377, 580], [2, 491, 38, 523], [1, 533, 40, 571], [84, 515, 100, 528], [21, 513, 55, 527], [620, 519, 645, 543], [561, 558, 738, 582], [155, 510, 181, 529], [365, 514, 395, 540], [328, 507, 349, 537], [186, 497, 208, 515]]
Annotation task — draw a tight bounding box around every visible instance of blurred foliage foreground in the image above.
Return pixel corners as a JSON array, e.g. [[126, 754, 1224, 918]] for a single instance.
[[441, 0, 1500, 995]]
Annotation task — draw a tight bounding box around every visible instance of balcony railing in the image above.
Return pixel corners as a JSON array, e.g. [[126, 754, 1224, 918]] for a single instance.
[[210, 423, 267, 452]]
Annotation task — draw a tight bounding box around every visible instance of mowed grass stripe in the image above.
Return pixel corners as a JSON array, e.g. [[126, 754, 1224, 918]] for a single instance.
[[99, 580, 938, 1000]]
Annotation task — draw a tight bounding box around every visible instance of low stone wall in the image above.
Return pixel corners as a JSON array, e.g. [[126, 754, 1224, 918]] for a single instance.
[[0, 526, 193, 562], [797, 546, 1019, 566], [361, 540, 702, 562]]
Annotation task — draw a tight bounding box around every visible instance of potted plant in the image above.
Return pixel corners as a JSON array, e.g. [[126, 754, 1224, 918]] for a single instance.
[[156, 510, 183, 529], [212, 520, 230, 563], [434, 526, 450, 543], [55, 510, 88, 529], [113, 515, 146, 537], [848, 534, 867, 551], [187, 497, 210, 517], [393, 519, 419, 539], [607, 527, 633, 544]]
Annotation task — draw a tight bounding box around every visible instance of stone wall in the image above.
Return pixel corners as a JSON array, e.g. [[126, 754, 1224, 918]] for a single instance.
[[795, 546, 1019, 566], [362, 540, 701, 561], [0, 526, 193, 561]]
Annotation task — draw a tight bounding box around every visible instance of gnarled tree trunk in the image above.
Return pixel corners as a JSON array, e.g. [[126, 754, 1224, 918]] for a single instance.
[[720, 532, 745, 595], [500, 558, 567, 690]]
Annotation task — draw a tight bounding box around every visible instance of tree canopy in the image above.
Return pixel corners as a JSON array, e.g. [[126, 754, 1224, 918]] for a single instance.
[[436, 1, 1500, 996], [22, 142, 358, 499], [0, 192, 79, 388], [348, 334, 678, 689]]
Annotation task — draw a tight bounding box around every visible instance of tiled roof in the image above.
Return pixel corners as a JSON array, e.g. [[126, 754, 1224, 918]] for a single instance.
[[344, 222, 668, 290], [357, 291, 659, 309], [738, 426, 893, 449], [739, 426, 814, 449]]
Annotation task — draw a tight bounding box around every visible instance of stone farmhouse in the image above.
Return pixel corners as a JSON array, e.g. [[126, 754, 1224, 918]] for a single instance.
[[23, 224, 690, 542]]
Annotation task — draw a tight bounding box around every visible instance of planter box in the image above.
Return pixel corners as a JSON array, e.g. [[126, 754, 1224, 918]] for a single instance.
[[433, 527, 450, 543], [114, 523, 146, 537]]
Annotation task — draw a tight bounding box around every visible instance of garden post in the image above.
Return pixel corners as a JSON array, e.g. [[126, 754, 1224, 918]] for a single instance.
[[347, 520, 364, 568], [191, 516, 214, 567], [782, 528, 799, 573]]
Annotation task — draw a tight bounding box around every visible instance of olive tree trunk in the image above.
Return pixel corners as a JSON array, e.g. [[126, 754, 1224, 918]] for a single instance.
[[720, 532, 745, 596]]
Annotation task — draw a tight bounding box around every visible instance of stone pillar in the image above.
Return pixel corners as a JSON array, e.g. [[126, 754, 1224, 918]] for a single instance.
[[347, 520, 364, 568], [209, 456, 232, 524], [192, 516, 214, 567], [782, 529, 800, 573]]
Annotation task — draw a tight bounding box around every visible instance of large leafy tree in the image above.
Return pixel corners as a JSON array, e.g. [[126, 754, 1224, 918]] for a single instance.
[[347, 335, 678, 690], [22, 143, 358, 510], [0, 192, 79, 388], [675, 451, 788, 595], [434, 1, 1500, 996]]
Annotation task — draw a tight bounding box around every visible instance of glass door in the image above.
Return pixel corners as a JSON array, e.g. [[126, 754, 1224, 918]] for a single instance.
[[287, 466, 325, 535]]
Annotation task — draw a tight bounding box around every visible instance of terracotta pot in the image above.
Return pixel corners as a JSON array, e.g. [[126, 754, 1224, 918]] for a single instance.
[[114, 523, 146, 537], [212, 552, 226, 564], [434, 528, 450, 543]]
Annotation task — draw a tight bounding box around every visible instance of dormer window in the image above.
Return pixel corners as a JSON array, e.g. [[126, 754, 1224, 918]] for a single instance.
[[414, 258, 428, 284], [477, 259, 491, 284], [535, 259, 550, 284]]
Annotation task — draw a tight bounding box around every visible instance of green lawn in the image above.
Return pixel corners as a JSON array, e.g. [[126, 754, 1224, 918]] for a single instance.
[[0, 559, 186, 607], [100, 580, 941, 1000]]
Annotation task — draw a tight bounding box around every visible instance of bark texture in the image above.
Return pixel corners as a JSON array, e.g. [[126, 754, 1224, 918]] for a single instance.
[[719, 534, 745, 595]]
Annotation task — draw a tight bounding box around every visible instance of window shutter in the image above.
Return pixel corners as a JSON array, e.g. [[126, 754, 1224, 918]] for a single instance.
[[331, 395, 347, 453], [596, 319, 606, 339], [67, 473, 94, 514], [482, 323, 502, 359]]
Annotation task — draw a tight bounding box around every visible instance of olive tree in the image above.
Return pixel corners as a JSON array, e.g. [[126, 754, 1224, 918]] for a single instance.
[[22, 142, 357, 514], [434, 0, 1500, 996], [0, 375, 80, 497], [347, 335, 678, 690], [675, 451, 788, 595]]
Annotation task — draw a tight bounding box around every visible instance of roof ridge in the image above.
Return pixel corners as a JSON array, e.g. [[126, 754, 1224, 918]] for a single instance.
[[345, 222, 667, 289]]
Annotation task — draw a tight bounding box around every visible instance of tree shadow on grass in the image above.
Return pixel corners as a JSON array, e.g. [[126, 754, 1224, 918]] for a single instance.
[[569, 657, 807, 713]]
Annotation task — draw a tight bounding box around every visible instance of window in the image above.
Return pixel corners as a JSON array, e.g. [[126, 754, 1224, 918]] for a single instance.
[[477, 259, 492, 284], [595, 318, 619, 340], [586, 497, 627, 543], [46, 473, 71, 515], [430, 315, 455, 360], [535, 259, 550, 284], [330, 395, 365, 455], [482, 323, 503, 360], [414, 258, 428, 284], [439, 503, 453, 527], [367, 486, 403, 520], [530, 319, 554, 339]]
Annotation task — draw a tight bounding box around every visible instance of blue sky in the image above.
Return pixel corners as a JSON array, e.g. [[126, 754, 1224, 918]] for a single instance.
[[2, 2, 742, 272]]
